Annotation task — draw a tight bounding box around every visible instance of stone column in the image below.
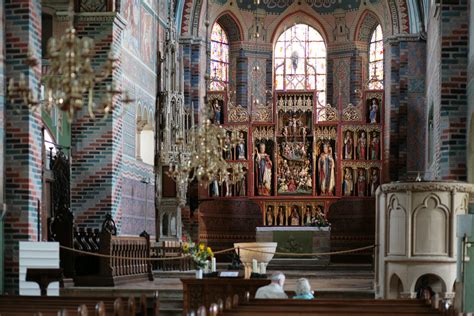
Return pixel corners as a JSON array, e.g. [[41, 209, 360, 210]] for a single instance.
[[0, 0, 5, 294], [384, 35, 426, 181], [4, 0, 43, 293], [68, 11, 126, 231]]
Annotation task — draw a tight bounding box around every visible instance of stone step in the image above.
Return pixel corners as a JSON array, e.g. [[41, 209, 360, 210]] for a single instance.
[[154, 270, 194, 279], [268, 260, 373, 271], [157, 289, 183, 300]]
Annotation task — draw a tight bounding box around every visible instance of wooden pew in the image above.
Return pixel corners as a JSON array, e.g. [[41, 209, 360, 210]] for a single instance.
[[181, 278, 270, 314], [217, 296, 444, 316], [0, 293, 158, 316]]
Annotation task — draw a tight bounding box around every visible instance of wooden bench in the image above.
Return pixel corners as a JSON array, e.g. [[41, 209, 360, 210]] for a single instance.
[[151, 240, 192, 271], [74, 231, 153, 286], [0, 292, 159, 316], [181, 278, 270, 314], [193, 294, 446, 316]]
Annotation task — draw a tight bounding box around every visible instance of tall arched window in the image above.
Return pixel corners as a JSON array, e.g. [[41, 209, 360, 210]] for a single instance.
[[209, 22, 229, 91], [368, 24, 383, 90], [274, 24, 326, 106]]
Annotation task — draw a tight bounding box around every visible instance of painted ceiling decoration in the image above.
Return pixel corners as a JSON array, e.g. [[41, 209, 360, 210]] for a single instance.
[[212, 0, 380, 15]]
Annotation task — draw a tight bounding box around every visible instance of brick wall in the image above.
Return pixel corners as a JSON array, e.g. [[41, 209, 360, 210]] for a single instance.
[[385, 36, 426, 181], [3, 0, 42, 293], [181, 38, 204, 113], [424, 1, 469, 181], [0, 0, 4, 209], [468, 0, 474, 183], [438, 0, 468, 181], [0, 0, 5, 293], [119, 1, 161, 237], [70, 14, 125, 230]]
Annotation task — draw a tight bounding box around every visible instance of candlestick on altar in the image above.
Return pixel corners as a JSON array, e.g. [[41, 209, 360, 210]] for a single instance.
[[211, 257, 216, 272]]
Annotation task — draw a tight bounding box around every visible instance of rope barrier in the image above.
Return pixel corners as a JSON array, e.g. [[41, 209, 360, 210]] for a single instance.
[[237, 245, 375, 256], [59, 245, 192, 261], [59, 244, 375, 261]]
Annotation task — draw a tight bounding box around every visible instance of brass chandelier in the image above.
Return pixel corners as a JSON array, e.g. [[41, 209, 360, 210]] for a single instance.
[[7, 1, 132, 122], [166, 0, 246, 187], [167, 106, 245, 186]]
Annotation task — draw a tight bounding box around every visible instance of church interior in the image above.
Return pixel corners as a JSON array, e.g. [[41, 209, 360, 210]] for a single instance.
[[0, 0, 474, 314]]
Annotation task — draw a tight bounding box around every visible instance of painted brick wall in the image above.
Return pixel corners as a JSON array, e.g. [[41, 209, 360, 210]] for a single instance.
[[0, 0, 5, 293], [438, 0, 468, 181], [3, 0, 43, 293], [385, 36, 426, 181], [406, 41, 426, 173], [70, 15, 124, 230], [181, 38, 204, 113], [0, 0, 4, 209], [119, 1, 161, 237], [468, 0, 474, 184]]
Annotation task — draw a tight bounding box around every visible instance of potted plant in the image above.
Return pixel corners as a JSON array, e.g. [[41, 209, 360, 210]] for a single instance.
[[183, 241, 213, 279]]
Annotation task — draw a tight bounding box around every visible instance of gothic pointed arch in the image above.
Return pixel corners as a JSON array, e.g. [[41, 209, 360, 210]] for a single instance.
[[354, 10, 382, 42], [213, 11, 243, 42], [273, 22, 326, 100]]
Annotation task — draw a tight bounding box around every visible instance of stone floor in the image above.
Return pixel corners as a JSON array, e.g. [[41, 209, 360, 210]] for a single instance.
[[62, 263, 374, 315], [63, 263, 374, 294]]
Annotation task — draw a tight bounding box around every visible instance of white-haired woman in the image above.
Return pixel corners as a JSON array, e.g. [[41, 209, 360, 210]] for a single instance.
[[293, 278, 314, 299]]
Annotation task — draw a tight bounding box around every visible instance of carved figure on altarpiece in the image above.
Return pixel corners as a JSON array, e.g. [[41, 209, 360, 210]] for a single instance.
[[288, 205, 301, 226], [316, 140, 336, 196], [279, 111, 311, 139], [276, 205, 286, 226], [356, 131, 367, 160], [255, 140, 274, 196], [369, 167, 380, 197], [262, 202, 328, 227], [265, 205, 274, 226], [277, 141, 312, 195], [343, 130, 354, 160], [369, 131, 380, 160], [357, 168, 367, 197], [365, 94, 382, 124], [342, 167, 354, 196], [236, 132, 246, 160]]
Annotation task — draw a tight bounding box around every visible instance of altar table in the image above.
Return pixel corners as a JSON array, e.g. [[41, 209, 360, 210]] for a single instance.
[[256, 226, 330, 263]]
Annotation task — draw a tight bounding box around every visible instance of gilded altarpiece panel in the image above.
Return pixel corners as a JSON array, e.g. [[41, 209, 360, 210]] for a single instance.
[[203, 88, 384, 228]]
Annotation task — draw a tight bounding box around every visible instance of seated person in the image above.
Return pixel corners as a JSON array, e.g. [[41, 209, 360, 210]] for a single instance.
[[293, 278, 314, 299], [255, 271, 288, 299]]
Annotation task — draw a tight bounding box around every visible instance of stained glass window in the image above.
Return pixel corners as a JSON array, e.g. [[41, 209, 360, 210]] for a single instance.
[[274, 24, 326, 106], [209, 22, 229, 91], [368, 24, 383, 90]]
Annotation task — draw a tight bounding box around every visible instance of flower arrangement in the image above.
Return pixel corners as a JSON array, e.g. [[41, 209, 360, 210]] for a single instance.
[[309, 212, 330, 228], [182, 241, 214, 269]]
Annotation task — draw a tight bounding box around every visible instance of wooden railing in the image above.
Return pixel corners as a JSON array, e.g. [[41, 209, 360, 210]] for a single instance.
[[151, 240, 193, 271], [74, 231, 153, 286]]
